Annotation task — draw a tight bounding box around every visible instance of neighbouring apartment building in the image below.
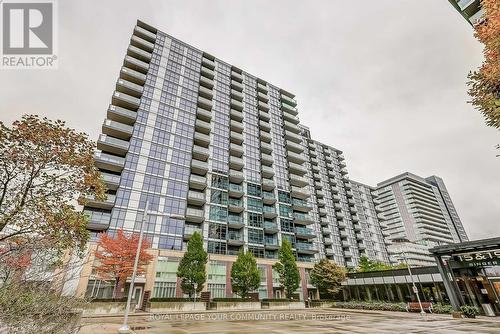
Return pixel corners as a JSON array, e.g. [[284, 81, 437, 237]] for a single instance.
[[447, 0, 484, 25], [70, 20, 467, 304], [372, 173, 469, 266]]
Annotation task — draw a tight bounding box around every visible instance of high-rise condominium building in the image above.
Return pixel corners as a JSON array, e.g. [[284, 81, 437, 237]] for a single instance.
[[77, 20, 388, 302], [372, 172, 468, 266], [447, 0, 484, 25]]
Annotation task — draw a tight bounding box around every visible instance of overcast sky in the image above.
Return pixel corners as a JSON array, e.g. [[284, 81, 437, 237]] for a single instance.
[[0, 1, 498, 240]]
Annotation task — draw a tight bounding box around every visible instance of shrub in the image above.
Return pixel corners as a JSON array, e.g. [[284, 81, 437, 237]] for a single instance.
[[212, 298, 255, 302], [261, 298, 291, 302], [149, 297, 198, 302], [89, 298, 128, 303], [330, 301, 407, 312], [433, 304, 454, 314], [460, 305, 480, 318]]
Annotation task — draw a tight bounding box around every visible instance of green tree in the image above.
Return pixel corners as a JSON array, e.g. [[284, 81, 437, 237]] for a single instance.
[[176, 231, 208, 297], [230, 250, 260, 298], [309, 259, 346, 299], [273, 239, 300, 299], [357, 256, 405, 272]]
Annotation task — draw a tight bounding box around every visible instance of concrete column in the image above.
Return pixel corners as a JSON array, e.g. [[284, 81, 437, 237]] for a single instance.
[[266, 265, 274, 298], [225, 261, 233, 297]]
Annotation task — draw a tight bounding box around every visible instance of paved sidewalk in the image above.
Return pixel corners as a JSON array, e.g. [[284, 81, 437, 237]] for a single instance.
[[78, 308, 500, 334]]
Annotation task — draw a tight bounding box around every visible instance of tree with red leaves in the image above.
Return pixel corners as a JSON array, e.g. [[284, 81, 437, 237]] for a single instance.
[[93, 229, 153, 298]]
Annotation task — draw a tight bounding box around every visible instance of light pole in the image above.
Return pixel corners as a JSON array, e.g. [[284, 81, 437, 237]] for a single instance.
[[400, 251, 426, 315], [118, 201, 149, 334]]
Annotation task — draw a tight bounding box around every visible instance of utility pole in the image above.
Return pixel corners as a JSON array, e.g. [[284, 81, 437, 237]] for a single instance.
[[118, 201, 149, 334], [401, 251, 426, 315]]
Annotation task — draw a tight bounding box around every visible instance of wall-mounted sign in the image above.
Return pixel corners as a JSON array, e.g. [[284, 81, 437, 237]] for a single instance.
[[453, 249, 500, 268]]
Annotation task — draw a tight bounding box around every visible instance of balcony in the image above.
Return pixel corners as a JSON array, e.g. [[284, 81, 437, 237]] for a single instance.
[[116, 79, 143, 99], [194, 132, 210, 147], [346, 190, 354, 198], [85, 210, 111, 231], [262, 178, 275, 191], [259, 110, 271, 122], [322, 227, 331, 235], [185, 207, 204, 223], [352, 214, 360, 222], [101, 172, 120, 191], [127, 45, 151, 63], [229, 143, 244, 158], [229, 156, 244, 170], [285, 140, 303, 153], [295, 227, 315, 239], [195, 119, 211, 135], [292, 198, 312, 212], [123, 55, 149, 74], [342, 241, 350, 248], [340, 231, 348, 238], [289, 175, 308, 188], [285, 130, 302, 143], [281, 94, 297, 107], [120, 66, 146, 85], [227, 232, 244, 246], [230, 131, 244, 145], [258, 91, 269, 102], [201, 66, 215, 80], [261, 153, 273, 166], [133, 25, 156, 43], [85, 194, 116, 210], [231, 99, 243, 111], [102, 119, 133, 140], [265, 238, 279, 250], [263, 206, 277, 219], [317, 199, 326, 208], [229, 169, 244, 183], [336, 211, 345, 220], [258, 100, 270, 112], [291, 186, 309, 200], [281, 103, 298, 116], [230, 119, 244, 133], [97, 134, 129, 156], [231, 71, 243, 82], [286, 151, 306, 164], [112, 90, 140, 111], [228, 183, 244, 197], [319, 208, 327, 217], [202, 57, 215, 70], [231, 89, 243, 102], [353, 224, 362, 232], [282, 111, 299, 124], [230, 109, 244, 122], [257, 82, 267, 93], [192, 145, 209, 161], [227, 214, 244, 229], [295, 242, 317, 254], [199, 85, 213, 100], [324, 238, 333, 245], [187, 190, 206, 206], [332, 195, 341, 203], [200, 75, 214, 89], [107, 105, 137, 125], [231, 79, 243, 92], [288, 162, 307, 176], [261, 165, 275, 178], [94, 152, 125, 172], [259, 130, 272, 143], [260, 141, 273, 154], [259, 120, 271, 132], [293, 212, 314, 225], [189, 174, 207, 190], [316, 190, 325, 198], [262, 191, 276, 205], [191, 159, 208, 176], [228, 198, 244, 213], [338, 220, 347, 229], [190, 107, 209, 122], [264, 221, 279, 234], [198, 96, 213, 111]]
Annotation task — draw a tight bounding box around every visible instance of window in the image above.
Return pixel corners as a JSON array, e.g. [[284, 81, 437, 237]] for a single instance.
[[208, 241, 227, 254], [280, 219, 294, 233], [248, 212, 263, 228], [278, 191, 291, 204], [279, 204, 293, 218], [248, 246, 265, 258], [210, 189, 228, 205], [247, 183, 262, 197], [153, 282, 176, 298], [211, 174, 229, 190], [247, 197, 263, 213], [248, 228, 264, 244], [209, 205, 228, 222], [208, 223, 227, 240]]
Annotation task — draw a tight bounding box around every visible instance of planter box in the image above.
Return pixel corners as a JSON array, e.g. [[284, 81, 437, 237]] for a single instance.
[[262, 301, 305, 309], [83, 301, 134, 315], [310, 301, 336, 308], [210, 301, 261, 311], [150, 301, 206, 312]]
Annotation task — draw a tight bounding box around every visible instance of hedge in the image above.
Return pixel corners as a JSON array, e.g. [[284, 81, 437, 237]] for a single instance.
[[149, 297, 197, 302], [261, 298, 291, 302], [212, 298, 256, 302], [331, 301, 407, 312], [90, 298, 128, 303]]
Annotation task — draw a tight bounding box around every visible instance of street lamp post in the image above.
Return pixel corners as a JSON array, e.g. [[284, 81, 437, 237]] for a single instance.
[[118, 201, 149, 334], [400, 251, 426, 315]]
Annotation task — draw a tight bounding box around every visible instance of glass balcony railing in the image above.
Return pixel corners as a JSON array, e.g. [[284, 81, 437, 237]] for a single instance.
[[227, 231, 243, 241], [262, 206, 276, 214], [229, 183, 243, 193], [295, 242, 315, 251], [227, 214, 243, 224], [228, 198, 243, 207], [295, 227, 314, 236]]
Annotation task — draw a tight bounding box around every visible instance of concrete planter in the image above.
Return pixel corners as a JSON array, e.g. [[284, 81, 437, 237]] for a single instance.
[[150, 301, 206, 312], [83, 301, 134, 315], [262, 301, 305, 309], [210, 301, 261, 311], [310, 300, 336, 308]]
